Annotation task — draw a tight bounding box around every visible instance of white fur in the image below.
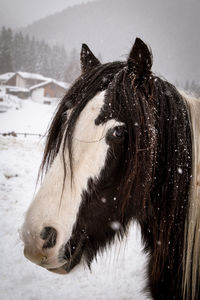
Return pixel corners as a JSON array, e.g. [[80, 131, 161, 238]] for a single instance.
[[181, 92, 200, 300], [22, 91, 122, 269]]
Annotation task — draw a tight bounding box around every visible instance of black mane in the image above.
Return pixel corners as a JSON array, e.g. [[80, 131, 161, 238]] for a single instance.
[[41, 61, 125, 174]]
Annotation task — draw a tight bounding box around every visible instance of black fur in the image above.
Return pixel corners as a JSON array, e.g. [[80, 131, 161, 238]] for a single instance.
[[81, 43, 101, 73]]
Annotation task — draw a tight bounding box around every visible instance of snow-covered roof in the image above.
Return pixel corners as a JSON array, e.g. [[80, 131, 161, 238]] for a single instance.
[[0, 72, 15, 82], [1, 71, 70, 91], [30, 79, 69, 91], [55, 80, 70, 89], [17, 71, 49, 81], [6, 86, 30, 93]]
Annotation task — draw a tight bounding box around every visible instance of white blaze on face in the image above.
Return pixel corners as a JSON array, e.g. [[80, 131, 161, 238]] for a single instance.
[[22, 91, 122, 269]]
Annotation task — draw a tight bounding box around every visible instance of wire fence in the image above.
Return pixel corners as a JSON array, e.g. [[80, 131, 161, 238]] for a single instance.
[[0, 131, 47, 138]]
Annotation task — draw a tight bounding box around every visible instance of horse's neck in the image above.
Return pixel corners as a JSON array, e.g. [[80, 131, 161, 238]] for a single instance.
[[181, 92, 200, 299]]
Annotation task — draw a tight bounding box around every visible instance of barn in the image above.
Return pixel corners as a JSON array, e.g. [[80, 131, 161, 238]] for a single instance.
[[6, 72, 47, 89], [30, 80, 69, 103]]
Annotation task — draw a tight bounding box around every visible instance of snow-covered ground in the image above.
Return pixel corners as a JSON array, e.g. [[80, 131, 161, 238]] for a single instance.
[[0, 96, 150, 300]]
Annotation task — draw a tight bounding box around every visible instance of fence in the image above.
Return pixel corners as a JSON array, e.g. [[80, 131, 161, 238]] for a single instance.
[[0, 131, 46, 138]]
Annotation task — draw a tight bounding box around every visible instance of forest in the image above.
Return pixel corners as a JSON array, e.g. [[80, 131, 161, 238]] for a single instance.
[[0, 26, 80, 83]]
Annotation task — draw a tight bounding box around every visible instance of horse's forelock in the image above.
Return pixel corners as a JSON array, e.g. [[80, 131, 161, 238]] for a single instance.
[[106, 69, 157, 213], [39, 61, 126, 179]]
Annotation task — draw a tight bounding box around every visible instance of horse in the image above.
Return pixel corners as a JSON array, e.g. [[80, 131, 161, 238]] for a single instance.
[[22, 38, 200, 300]]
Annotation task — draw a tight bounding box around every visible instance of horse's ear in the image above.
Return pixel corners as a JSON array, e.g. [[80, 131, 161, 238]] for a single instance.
[[80, 44, 101, 73], [128, 38, 152, 78]]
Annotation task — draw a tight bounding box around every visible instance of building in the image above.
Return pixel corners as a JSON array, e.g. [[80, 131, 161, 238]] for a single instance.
[[0, 71, 69, 102], [6, 72, 48, 89], [30, 80, 69, 103]]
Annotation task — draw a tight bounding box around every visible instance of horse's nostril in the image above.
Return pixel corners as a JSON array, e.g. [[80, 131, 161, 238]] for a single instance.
[[40, 227, 57, 249]]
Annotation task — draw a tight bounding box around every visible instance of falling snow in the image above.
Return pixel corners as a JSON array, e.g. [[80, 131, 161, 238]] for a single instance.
[[101, 197, 107, 203], [177, 167, 183, 174], [110, 221, 122, 231]]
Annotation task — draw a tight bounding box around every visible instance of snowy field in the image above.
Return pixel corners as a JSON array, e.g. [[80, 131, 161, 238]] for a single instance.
[[0, 97, 150, 300]]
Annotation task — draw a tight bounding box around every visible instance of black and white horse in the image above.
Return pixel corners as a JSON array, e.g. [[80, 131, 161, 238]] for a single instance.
[[22, 38, 200, 300]]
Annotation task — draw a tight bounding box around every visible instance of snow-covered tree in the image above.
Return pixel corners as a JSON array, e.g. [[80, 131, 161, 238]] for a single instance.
[[64, 48, 80, 83], [0, 27, 13, 73]]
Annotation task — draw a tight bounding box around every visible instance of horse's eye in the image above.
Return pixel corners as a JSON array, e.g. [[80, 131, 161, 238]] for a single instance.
[[106, 125, 126, 144], [112, 126, 126, 139]]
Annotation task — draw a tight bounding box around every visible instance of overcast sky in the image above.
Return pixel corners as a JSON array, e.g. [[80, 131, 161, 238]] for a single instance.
[[0, 0, 96, 28]]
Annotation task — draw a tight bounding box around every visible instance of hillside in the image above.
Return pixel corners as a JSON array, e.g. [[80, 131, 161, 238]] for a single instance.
[[0, 0, 92, 28], [23, 0, 200, 84]]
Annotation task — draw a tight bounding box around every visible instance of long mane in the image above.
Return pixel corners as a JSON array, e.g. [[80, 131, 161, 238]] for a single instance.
[[40, 61, 125, 175]]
